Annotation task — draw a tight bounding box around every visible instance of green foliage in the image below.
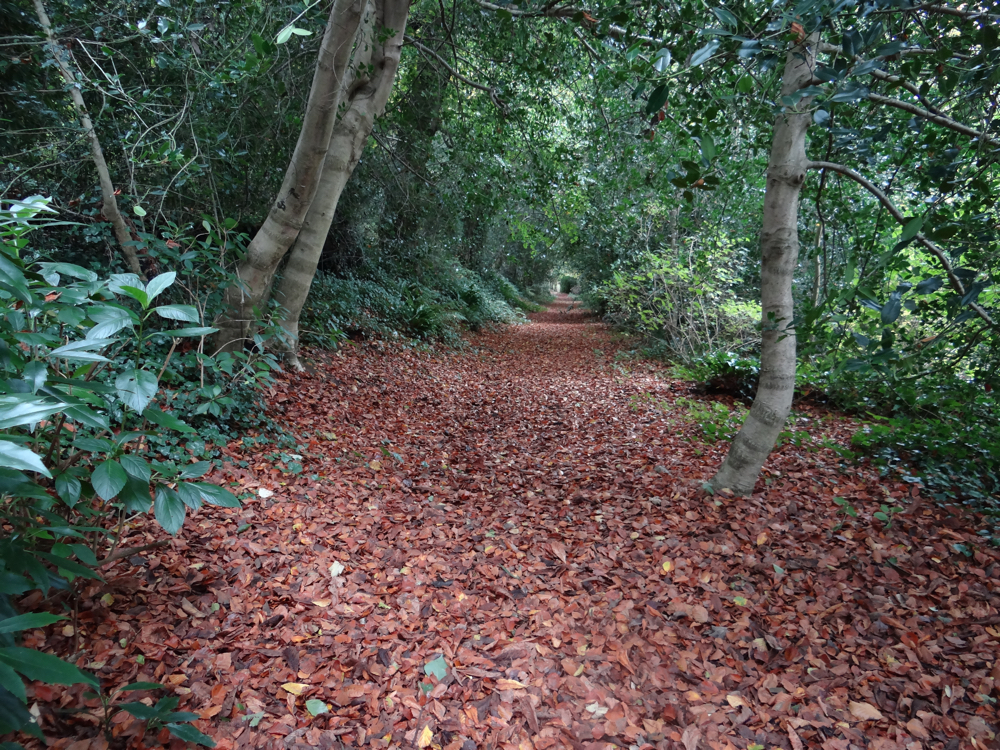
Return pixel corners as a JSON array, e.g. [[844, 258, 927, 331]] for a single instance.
[[593, 246, 760, 363], [851, 403, 1000, 512], [558, 276, 579, 294], [674, 350, 760, 402], [300, 264, 527, 347], [674, 397, 747, 443], [0, 199, 239, 743]]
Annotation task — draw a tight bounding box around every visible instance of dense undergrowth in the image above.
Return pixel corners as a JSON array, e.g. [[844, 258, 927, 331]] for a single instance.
[[300, 264, 545, 349], [627, 340, 1000, 534], [583, 247, 1000, 534]]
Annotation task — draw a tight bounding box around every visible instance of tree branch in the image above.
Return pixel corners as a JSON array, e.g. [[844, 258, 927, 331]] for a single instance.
[[807, 160, 994, 327], [868, 69, 942, 115], [867, 92, 999, 147], [405, 35, 507, 111], [471, 0, 580, 17], [901, 2, 999, 21]]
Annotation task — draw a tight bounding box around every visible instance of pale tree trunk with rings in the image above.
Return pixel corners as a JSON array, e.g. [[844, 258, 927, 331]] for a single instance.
[[709, 35, 818, 495], [33, 0, 145, 280], [273, 0, 410, 371], [212, 0, 366, 353]]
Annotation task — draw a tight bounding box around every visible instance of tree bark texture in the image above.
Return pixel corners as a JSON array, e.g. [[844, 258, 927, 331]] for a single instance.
[[33, 0, 145, 280], [710, 37, 818, 495], [273, 0, 410, 368], [213, 0, 365, 352]]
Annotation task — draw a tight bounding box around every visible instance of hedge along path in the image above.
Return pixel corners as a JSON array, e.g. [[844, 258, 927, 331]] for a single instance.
[[51, 295, 999, 750]]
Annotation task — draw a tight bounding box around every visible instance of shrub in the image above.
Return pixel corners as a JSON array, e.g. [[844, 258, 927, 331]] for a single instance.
[[678, 350, 760, 402], [299, 264, 526, 346], [0, 197, 236, 745], [592, 251, 759, 362]]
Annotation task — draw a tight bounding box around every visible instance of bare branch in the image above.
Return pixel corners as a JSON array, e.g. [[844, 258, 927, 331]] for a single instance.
[[867, 92, 999, 147], [405, 35, 507, 111], [807, 160, 994, 327], [901, 2, 999, 20], [471, 0, 580, 17], [868, 69, 942, 115]]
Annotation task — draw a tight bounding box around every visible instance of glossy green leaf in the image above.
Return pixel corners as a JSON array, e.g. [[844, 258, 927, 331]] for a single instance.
[[92, 460, 128, 501], [0, 440, 49, 477], [0, 647, 97, 686], [154, 304, 200, 323], [154, 484, 186, 534], [115, 369, 158, 413]]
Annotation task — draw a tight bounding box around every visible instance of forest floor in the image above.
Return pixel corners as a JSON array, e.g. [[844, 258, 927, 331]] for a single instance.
[[38, 296, 1000, 750]]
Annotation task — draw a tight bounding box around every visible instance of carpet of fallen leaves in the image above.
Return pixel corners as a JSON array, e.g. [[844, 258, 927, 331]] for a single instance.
[[24, 296, 1000, 750]]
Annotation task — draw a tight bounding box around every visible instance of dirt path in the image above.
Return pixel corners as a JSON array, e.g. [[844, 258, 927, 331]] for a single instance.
[[58, 297, 999, 750]]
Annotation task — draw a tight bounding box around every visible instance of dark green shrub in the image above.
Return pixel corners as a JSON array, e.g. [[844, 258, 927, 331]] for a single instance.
[[0, 197, 235, 745]]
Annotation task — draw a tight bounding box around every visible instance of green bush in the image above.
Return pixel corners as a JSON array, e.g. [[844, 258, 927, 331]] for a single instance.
[[0, 197, 236, 745], [591, 250, 759, 362], [849, 386, 1000, 520], [675, 350, 760, 402], [299, 264, 526, 346]]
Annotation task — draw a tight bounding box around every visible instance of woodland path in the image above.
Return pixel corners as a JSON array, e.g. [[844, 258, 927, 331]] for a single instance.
[[64, 296, 999, 750]]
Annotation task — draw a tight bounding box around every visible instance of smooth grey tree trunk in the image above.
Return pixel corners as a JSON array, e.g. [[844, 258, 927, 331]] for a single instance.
[[33, 0, 145, 280], [710, 37, 818, 495], [273, 0, 409, 369], [212, 0, 365, 353]]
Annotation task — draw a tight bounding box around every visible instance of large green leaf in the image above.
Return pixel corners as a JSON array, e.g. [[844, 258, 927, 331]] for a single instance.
[[48, 338, 116, 363], [0, 682, 40, 737], [644, 84, 668, 114], [154, 485, 186, 534], [0, 395, 66, 430], [178, 461, 211, 480], [0, 647, 97, 686], [0, 662, 24, 702], [689, 40, 720, 67], [0, 441, 49, 477], [120, 454, 151, 482], [115, 369, 158, 413], [92, 460, 128, 501], [192, 482, 240, 508], [154, 304, 200, 323], [155, 327, 218, 338], [142, 407, 195, 433], [118, 474, 152, 513], [145, 271, 176, 303], [0, 614, 66, 635]]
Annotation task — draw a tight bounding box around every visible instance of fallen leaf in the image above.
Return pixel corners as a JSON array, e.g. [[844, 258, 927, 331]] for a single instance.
[[281, 683, 309, 696], [416, 725, 433, 748], [849, 701, 883, 722], [550, 540, 567, 563], [496, 678, 528, 690]]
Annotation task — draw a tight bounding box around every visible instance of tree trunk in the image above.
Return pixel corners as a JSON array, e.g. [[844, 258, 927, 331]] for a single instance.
[[273, 0, 410, 369], [709, 36, 817, 495], [33, 0, 145, 280], [212, 0, 365, 353]]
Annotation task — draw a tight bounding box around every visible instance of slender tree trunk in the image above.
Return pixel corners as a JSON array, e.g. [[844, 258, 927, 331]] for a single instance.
[[273, 0, 409, 369], [212, 0, 365, 353], [33, 0, 145, 280], [710, 36, 818, 495]]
